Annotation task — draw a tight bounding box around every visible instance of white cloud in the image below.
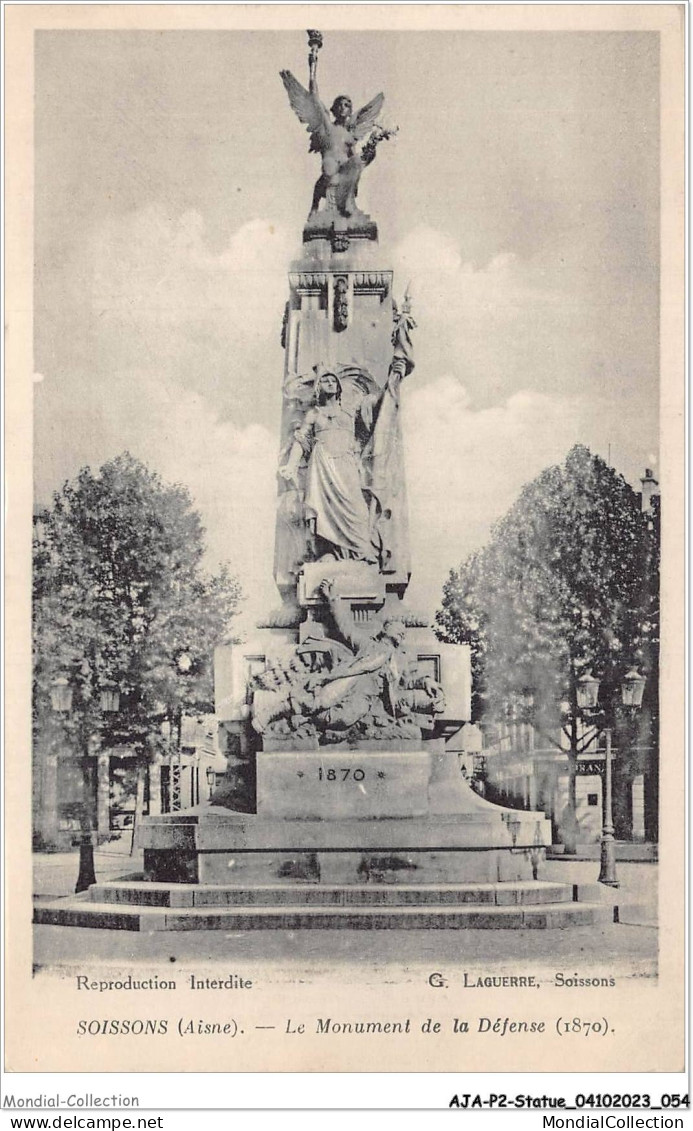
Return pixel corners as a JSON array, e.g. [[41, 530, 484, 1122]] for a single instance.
[[388, 223, 655, 612], [36, 207, 295, 619], [35, 364, 279, 622], [35, 212, 653, 631], [402, 375, 588, 614], [89, 206, 295, 317], [389, 226, 589, 611], [391, 225, 611, 420], [39, 205, 295, 425], [393, 226, 551, 313]]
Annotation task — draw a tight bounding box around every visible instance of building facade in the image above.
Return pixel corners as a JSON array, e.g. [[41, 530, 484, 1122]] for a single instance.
[[32, 715, 226, 849], [477, 722, 654, 847]]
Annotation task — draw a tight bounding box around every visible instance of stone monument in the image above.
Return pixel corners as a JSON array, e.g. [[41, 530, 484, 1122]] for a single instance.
[[138, 31, 552, 892], [36, 34, 618, 929]]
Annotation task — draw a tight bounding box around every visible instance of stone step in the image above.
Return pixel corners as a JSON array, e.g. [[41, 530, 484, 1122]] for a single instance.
[[89, 880, 574, 909], [34, 897, 614, 932], [549, 843, 658, 862]]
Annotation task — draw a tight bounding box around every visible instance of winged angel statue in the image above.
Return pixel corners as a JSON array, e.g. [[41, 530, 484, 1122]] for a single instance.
[[280, 31, 397, 218]]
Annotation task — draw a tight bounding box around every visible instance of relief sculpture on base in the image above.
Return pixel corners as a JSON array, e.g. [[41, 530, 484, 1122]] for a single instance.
[[249, 575, 445, 749]]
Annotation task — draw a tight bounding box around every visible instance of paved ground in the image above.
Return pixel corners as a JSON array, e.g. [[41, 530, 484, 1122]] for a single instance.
[[32, 841, 658, 983], [33, 836, 142, 899], [31, 837, 659, 905]]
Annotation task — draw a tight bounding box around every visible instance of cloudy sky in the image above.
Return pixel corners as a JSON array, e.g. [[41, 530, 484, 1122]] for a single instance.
[[34, 29, 659, 620]]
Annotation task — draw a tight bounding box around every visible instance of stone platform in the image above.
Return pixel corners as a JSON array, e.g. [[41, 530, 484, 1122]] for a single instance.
[[137, 751, 552, 887], [33, 880, 616, 931], [34, 752, 578, 932], [137, 813, 548, 886]]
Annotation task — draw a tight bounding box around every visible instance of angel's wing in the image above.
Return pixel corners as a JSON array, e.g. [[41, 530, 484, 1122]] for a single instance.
[[283, 372, 316, 407], [283, 364, 379, 418], [336, 363, 379, 401], [349, 92, 385, 140], [280, 70, 330, 152]]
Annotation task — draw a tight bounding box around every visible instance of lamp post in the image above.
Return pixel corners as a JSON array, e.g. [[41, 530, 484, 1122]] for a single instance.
[[50, 671, 120, 892], [599, 723, 618, 887], [576, 668, 646, 887], [168, 650, 194, 812]]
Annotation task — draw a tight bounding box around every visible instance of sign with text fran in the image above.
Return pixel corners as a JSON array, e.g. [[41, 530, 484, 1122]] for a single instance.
[[575, 756, 613, 776]]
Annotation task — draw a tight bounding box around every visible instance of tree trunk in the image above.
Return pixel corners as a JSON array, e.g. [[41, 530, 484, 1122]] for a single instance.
[[560, 673, 581, 855], [643, 766, 659, 843], [612, 761, 634, 841], [560, 750, 580, 855], [75, 755, 97, 893], [130, 761, 146, 855]]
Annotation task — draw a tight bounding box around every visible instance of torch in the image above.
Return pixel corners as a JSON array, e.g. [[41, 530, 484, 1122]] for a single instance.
[[307, 29, 323, 69]]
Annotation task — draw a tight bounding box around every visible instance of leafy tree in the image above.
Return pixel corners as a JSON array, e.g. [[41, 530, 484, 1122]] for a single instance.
[[33, 453, 242, 887], [436, 445, 659, 847]]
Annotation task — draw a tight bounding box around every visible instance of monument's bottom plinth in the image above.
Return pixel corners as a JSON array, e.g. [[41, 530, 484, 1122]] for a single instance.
[[33, 878, 616, 931], [138, 814, 547, 886], [39, 752, 625, 933], [35, 755, 622, 932], [137, 751, 552, 887], [142, 842, 541, 887]]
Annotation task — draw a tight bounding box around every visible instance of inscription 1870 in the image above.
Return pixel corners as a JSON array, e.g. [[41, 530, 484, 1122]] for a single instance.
[[317, 767, 367, 782]]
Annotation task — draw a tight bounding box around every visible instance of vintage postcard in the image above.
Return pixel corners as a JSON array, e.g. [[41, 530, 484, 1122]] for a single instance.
[[4, 2, 686, 1085]]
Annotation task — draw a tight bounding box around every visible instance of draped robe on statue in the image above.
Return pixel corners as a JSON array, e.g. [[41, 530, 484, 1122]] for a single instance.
[[283, 305, 414, 574], [293, 398, 379, 562]]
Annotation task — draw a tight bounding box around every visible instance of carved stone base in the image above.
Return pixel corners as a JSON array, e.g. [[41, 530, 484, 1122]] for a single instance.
[[137, 755, 551, 887], [298, 559, 385, 607]]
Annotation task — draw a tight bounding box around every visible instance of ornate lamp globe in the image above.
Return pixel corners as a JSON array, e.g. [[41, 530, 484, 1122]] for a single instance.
[[621, 669, 646, 709], [50, 676, 73, 713], [99, 684, 120, 713], [576, 670, 600, 711]]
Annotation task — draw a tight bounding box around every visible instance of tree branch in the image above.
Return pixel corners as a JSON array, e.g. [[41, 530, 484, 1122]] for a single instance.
[[533, 725, 566, 752]]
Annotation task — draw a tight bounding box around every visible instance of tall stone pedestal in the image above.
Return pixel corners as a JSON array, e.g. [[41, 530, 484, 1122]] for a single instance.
[[275, 224, 412, 602]]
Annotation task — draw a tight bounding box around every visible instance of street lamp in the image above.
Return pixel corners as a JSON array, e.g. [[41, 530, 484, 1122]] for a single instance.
[[576, 667, 647, 887], [576, 671, 600, 711], [49, 670, 121, 892], [99, 683, 120, 713], [50, 676, 73, 714], [621, 668, 647, 709], [167, 650, 195, 812]]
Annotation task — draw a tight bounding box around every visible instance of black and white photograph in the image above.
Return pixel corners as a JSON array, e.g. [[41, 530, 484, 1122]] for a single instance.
[[4, 2, 685, 1087]]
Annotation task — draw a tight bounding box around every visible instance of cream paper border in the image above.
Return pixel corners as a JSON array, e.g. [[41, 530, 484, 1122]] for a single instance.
[[4, 3, 685, 1077]]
